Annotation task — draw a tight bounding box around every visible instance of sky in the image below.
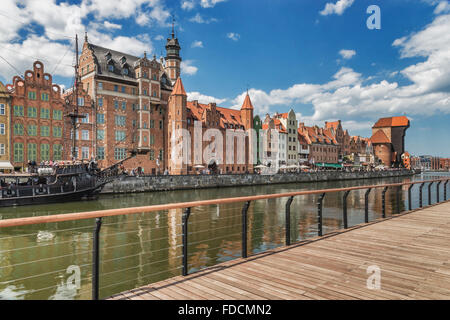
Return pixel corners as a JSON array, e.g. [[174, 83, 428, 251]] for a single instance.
[[0, 0, 449, 156]]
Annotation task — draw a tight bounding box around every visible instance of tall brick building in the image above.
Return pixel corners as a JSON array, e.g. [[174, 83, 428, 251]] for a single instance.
[[370, 116, 410, 167], [7, 61, 65, 170], [167, 77, 254, 174], [0, 81, 12, 171], [78, 32, 179, 173]]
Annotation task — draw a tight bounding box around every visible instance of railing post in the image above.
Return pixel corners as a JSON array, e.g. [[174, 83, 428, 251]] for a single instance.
[[92, 217, 102, 300], [317, 193, 326, 236], [242, 201, 251, 258], [343, 190, 351, 229], [382, 187, 388, 218], [437, 181, 442, 203], [419, 183, 425, 208], [285, 197, 294, 246], [408, 184, 414, 211], [428, 182, 434, 206], [445, 180, 449, 201], [364, 189, 371, 223], [182, 207, 191, 276]]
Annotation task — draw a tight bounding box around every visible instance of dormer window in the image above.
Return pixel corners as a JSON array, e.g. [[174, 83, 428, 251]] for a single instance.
[[123, 68, 129, 75], [106, 52, 112, 60], [108, 65, 114, 72], [121, 56, 126, 64]]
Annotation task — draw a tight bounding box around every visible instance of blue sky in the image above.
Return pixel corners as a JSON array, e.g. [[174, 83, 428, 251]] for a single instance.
[[0, 0, 449, 156]]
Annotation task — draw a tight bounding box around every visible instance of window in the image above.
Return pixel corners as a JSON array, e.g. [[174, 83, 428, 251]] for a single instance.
[[27, 106, 37, 118], [0, 104, 4, 115], [0, 123, 4, 135], [159, 149, 163, 161], [114, 148, 126, 160], [115, 131, 126, 141], [40, 108, 50, 119], [41, 126, 50, 137], [14, 123, 24, 135], [143, 89, 147, 96], [123, 68, 129, 76], [81, 113, 89, 123], [97, 130, 105, 140], [143, 122, 147, 129], [159, 120, 163, 130], [114, 101, 119, 109], [98, 82, 103, 90], [53, 110, 62, 120], [53, 126, 62, 138], [0, 144, 4, 155], [41, 144, 50, 161], [109, 65, 114, 72], [115, 115, 126, 126], [121, 102, 126, 110], [13, 105, 24, 116], [97, 147, 105, 160], [73, 147, 79, 159], [150, 135, 155, 145], [98, 98, 103, 107], [81, 147, 89, 159], [132, 120, 136, 127], [121, 86, 126, 93], [114, 85, 118, 92], [41, 93, 49, 101], [81, 130, 89, 141], [97, 113, 105, 124], [149, 149, 155, 160], [28, 91, 36, 100], [53, 144, 62, 160], [78, 97, 85, 106], [153, 91, 157, 97], [150, 120, 155, 128], [14, 143, 23, 162], [27, 125, 37, 136]]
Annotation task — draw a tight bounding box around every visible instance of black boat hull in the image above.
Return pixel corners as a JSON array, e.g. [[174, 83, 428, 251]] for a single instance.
[[0, 186, 103, 207]]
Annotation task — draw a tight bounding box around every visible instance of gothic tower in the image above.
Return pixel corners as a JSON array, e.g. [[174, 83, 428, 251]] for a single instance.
[[240, 93, 254, 170], [168, 77, 188, 175], [165, 23, 182, 83]]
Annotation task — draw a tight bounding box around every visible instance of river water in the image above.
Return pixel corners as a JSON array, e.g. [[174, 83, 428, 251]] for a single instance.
[[0, 172, 448, 300]]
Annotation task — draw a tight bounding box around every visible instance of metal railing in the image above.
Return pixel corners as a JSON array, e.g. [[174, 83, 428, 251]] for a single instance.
[[0, 177, 449, 300]]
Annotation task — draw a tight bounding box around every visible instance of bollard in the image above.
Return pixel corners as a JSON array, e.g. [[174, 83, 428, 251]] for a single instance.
[[382, 187, 388, 218], [241, 201, 251, 258], [343, 190, 351, 229], [364, 189, 371, 223], [317, 193, 326, 236], [285, 197, 294, 246], [92, 217, 102, 300], [182, 208, 191, 276]]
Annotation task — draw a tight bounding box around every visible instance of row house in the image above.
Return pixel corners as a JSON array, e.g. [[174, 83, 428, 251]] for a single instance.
[[0, 82, 12, 171], [167, 78, 254, 175], [262, 115, 287, 165], [78, 32, 178, 174], [7, 61, 65, 170], [324, 120, 350, 160], [298, 123, 339, 164], [273, 110, 298, 164]]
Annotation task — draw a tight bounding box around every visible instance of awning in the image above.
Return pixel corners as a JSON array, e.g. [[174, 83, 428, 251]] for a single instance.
[[317, 163, 343, 169], [0, 161, 14, 170]]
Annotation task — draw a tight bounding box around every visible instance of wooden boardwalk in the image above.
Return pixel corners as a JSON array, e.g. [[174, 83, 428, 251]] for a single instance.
[[109, 201, 450, 300]]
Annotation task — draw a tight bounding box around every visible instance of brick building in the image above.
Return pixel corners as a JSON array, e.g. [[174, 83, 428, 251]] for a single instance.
[[0, 81, 12, 171], [370, 116, 410, 167], [167, 77, 254, 174], [78, 32, 179, 174], [298, 123, 339, 164], [325, 120, 350, 160], [7, 61, 65, 170]]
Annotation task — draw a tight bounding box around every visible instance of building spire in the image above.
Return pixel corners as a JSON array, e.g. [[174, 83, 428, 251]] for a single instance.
[[241, 92, 254, 110], [171, 16, 175, 39], [84, 31, 88, 43], [171, 77, 186, 96]]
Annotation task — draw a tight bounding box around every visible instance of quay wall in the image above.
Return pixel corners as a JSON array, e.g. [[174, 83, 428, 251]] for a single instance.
[[101, 170, 415, 194]]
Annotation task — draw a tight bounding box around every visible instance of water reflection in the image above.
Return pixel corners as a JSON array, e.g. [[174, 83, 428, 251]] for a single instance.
[[0, 172, 448, 299]]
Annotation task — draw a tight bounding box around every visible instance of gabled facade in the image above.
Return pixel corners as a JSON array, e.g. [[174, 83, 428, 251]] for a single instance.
[[7, 61, 65, 170], [274, 109, 298, 164]]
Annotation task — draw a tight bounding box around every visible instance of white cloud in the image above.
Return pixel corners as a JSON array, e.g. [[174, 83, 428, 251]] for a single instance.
[[181, 60, 198, 76], [434, 1, 450, 14], [181, 0, 196, 10], [191, 40, 203, 48], [200, 0, 227, 8], [320, 0, 355, 16], [154, 35, 165, 41], [187, 92, 227, 104], [189, 13, 218, 24], [227, 32, 240, 41], [339, 49, 356, 60], [103, 21, 122, 30]]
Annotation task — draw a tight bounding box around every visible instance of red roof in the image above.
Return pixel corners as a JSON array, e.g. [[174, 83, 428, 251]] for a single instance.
[[373, 116, 409, 128], [186, 101, 244, 129], [171, 77, 186, 96], [325, 121, 340, 130], [370, 130, 390, 144], [241, 94, 254, 110]]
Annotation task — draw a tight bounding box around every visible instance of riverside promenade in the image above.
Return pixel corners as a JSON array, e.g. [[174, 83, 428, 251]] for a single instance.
[[110, 201, 450, 300]]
